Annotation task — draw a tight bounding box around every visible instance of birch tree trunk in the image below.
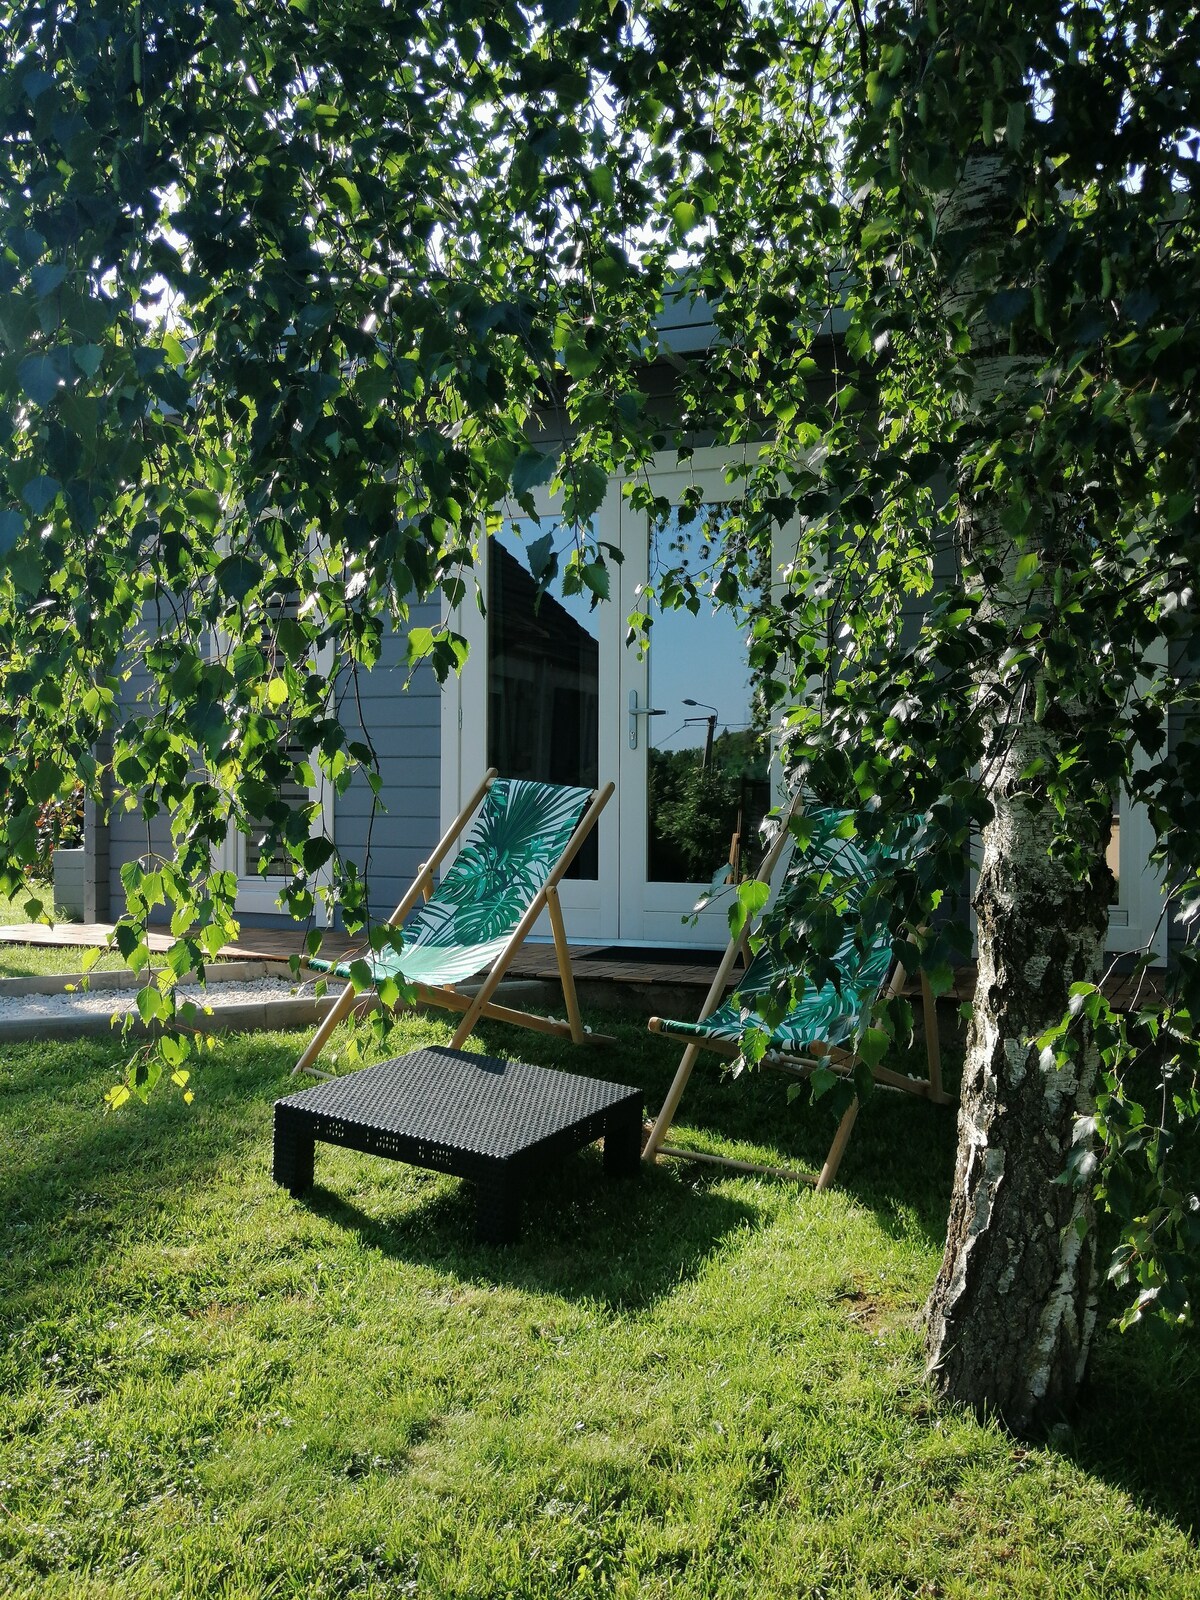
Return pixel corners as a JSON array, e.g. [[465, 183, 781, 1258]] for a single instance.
[[922, 155, 1113, 1431]]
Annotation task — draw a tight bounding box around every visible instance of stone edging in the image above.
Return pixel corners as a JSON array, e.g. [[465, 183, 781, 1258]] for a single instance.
[[0, 961, 337, 1043]]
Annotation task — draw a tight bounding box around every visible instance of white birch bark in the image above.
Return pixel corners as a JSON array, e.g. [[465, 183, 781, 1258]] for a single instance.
[[922, 155, 1112, 1430]]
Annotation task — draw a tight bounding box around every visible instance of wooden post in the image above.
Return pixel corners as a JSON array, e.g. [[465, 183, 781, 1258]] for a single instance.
[[920, 970, 946, 1101], [545, 884, 586, 1044], [814, 1097, 860, 1191], [642, 1040, 705, 1162]]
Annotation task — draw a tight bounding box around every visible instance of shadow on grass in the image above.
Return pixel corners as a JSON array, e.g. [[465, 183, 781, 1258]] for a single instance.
[[0, 1016, 758, 1319], [300, 1157, 757, 1313], [277, 1007, 960, 1300], [0, 1033, 296, 1313], [1, 1005, 957, 1324], [839, 1079, 960, 1245], [280, 1009, 959, 1296], [629, 1037, 962, 1251], [1062, 1316, 1200, 1536]]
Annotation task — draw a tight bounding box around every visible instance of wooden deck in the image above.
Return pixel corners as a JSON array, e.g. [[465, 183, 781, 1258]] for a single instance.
[[0, 920, 1167, 1011], [0, 920, 732, 994]]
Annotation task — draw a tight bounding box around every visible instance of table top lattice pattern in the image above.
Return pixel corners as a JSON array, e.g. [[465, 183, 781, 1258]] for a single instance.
[[276, 1045, 639, 1162]]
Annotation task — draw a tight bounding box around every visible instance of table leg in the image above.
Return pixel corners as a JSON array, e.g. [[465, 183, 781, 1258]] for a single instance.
[[603, 1102, 642, 1179], [475, 1167, 521, 1245], [273, 1111, 315, 1196]]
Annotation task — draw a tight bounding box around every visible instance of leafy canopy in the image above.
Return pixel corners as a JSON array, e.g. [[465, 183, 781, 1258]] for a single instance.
[[1, 0, 1197, 1314]]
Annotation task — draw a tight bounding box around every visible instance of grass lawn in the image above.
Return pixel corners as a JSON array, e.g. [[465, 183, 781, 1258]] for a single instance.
[[0, 944, 137, 980], [0, 888, 127, 981], [0, 888, 50, 926], [0, 891, 223, 981], [1, 1006, 1197, 1598]]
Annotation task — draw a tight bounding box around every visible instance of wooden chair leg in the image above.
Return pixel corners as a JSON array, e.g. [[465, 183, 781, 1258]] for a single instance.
[[814, 1095, 859, 1191], [293, 978, 358, 1076], [643, 1041, 703, 1162], [920, 970, 947, 1101], [652, 1145, 817, 1183], [546, 885, 586, 1045]]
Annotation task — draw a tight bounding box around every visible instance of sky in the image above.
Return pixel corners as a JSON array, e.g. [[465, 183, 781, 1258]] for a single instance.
[[496, 512, 756, 755]]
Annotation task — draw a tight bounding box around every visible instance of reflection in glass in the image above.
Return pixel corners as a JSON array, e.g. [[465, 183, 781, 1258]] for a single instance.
[[645, 508, 769, 883], [1107, 811, 1120, 897], [487, 519, 599, 878]]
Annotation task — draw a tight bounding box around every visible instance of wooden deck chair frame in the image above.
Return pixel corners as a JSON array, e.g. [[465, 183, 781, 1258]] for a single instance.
[[294, 769, 615, 1077], [642, 801, 952, 1189]]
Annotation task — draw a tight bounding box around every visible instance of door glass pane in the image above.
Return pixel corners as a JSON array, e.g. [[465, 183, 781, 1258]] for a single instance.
[[646, 508, 769, 883], [487, 519, 599, 879]]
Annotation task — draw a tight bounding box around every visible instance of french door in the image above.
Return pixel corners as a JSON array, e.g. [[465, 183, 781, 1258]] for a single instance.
[[614, 461, 772, 944], [456, 502, 619, 942], [447, 450, 772, 949], [446, 447, 1166, 959]]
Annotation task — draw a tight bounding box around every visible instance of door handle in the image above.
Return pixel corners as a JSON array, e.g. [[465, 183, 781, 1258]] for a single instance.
[[628, 689, 665, 749]]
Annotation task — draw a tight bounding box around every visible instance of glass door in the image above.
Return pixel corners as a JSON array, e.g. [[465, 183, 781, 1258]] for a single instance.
[[449, 492, 622, 942], [447, 456, 775, 950], [617, 466, 771, 946], [486, 517, 601, 877]]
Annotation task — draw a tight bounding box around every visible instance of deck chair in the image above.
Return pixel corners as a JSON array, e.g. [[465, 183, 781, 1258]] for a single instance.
[[643, 803, 951, 1189], [293, 769, 615, 1076]]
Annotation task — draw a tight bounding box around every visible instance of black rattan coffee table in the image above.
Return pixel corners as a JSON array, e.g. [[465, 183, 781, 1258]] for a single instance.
[[273, 1045, 642, 1244]]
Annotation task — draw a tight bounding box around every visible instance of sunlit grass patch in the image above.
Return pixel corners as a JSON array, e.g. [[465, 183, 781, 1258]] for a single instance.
[[0, 1008, 1196, 1598]]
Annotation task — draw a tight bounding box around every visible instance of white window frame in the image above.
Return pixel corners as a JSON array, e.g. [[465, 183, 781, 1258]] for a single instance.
[[210, 622, 335, 926], [440, 483, 622, 942]]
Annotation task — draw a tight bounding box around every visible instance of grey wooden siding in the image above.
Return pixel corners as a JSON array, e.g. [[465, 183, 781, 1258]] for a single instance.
[[1168, 634, 1198, 959], [102, 600, 446, 930], [107, 605, 178, 912], [331, 601, 444, 931]]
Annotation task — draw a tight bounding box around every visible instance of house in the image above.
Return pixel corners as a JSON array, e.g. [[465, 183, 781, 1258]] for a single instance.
[[80, 295, 1170, 963]]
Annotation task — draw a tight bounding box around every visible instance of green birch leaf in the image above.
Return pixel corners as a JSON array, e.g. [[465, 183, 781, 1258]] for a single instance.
[[526, 532, 557, 582], [580, 560, 609, 601], [588, 165, 615, 203], [22, 475, 59, 515], [72, 344, 105, 378], [18, 353, 63, 406], [0, 509, 22, 556], [858, 1027, 891, 1069], [512, 449, 555, 496]]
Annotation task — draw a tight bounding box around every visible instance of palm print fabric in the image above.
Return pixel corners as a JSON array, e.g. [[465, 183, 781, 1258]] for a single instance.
[[327, 779, 592, 988], [658, 807, 912, 1056]]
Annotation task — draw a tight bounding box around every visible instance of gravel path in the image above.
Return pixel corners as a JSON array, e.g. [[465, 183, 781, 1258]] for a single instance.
[[0, 970, 338, 1041], [0, 975, 320, 1023]]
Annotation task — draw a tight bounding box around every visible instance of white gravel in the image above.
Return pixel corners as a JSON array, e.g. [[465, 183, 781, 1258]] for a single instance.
[[0, 976, 320, 1023]]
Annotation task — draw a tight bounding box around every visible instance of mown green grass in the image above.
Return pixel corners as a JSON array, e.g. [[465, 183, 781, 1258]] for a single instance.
[[0, 889, 32, 925], [0, 943, 135, 980], [0, 888, 126, 980], [0, 891, 228, 979], [1, 1006, 1197, 1598], [1, 885, 66, 929]]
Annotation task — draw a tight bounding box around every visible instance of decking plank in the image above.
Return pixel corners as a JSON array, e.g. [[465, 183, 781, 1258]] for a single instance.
[[0, 919, 1167, 1010]]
